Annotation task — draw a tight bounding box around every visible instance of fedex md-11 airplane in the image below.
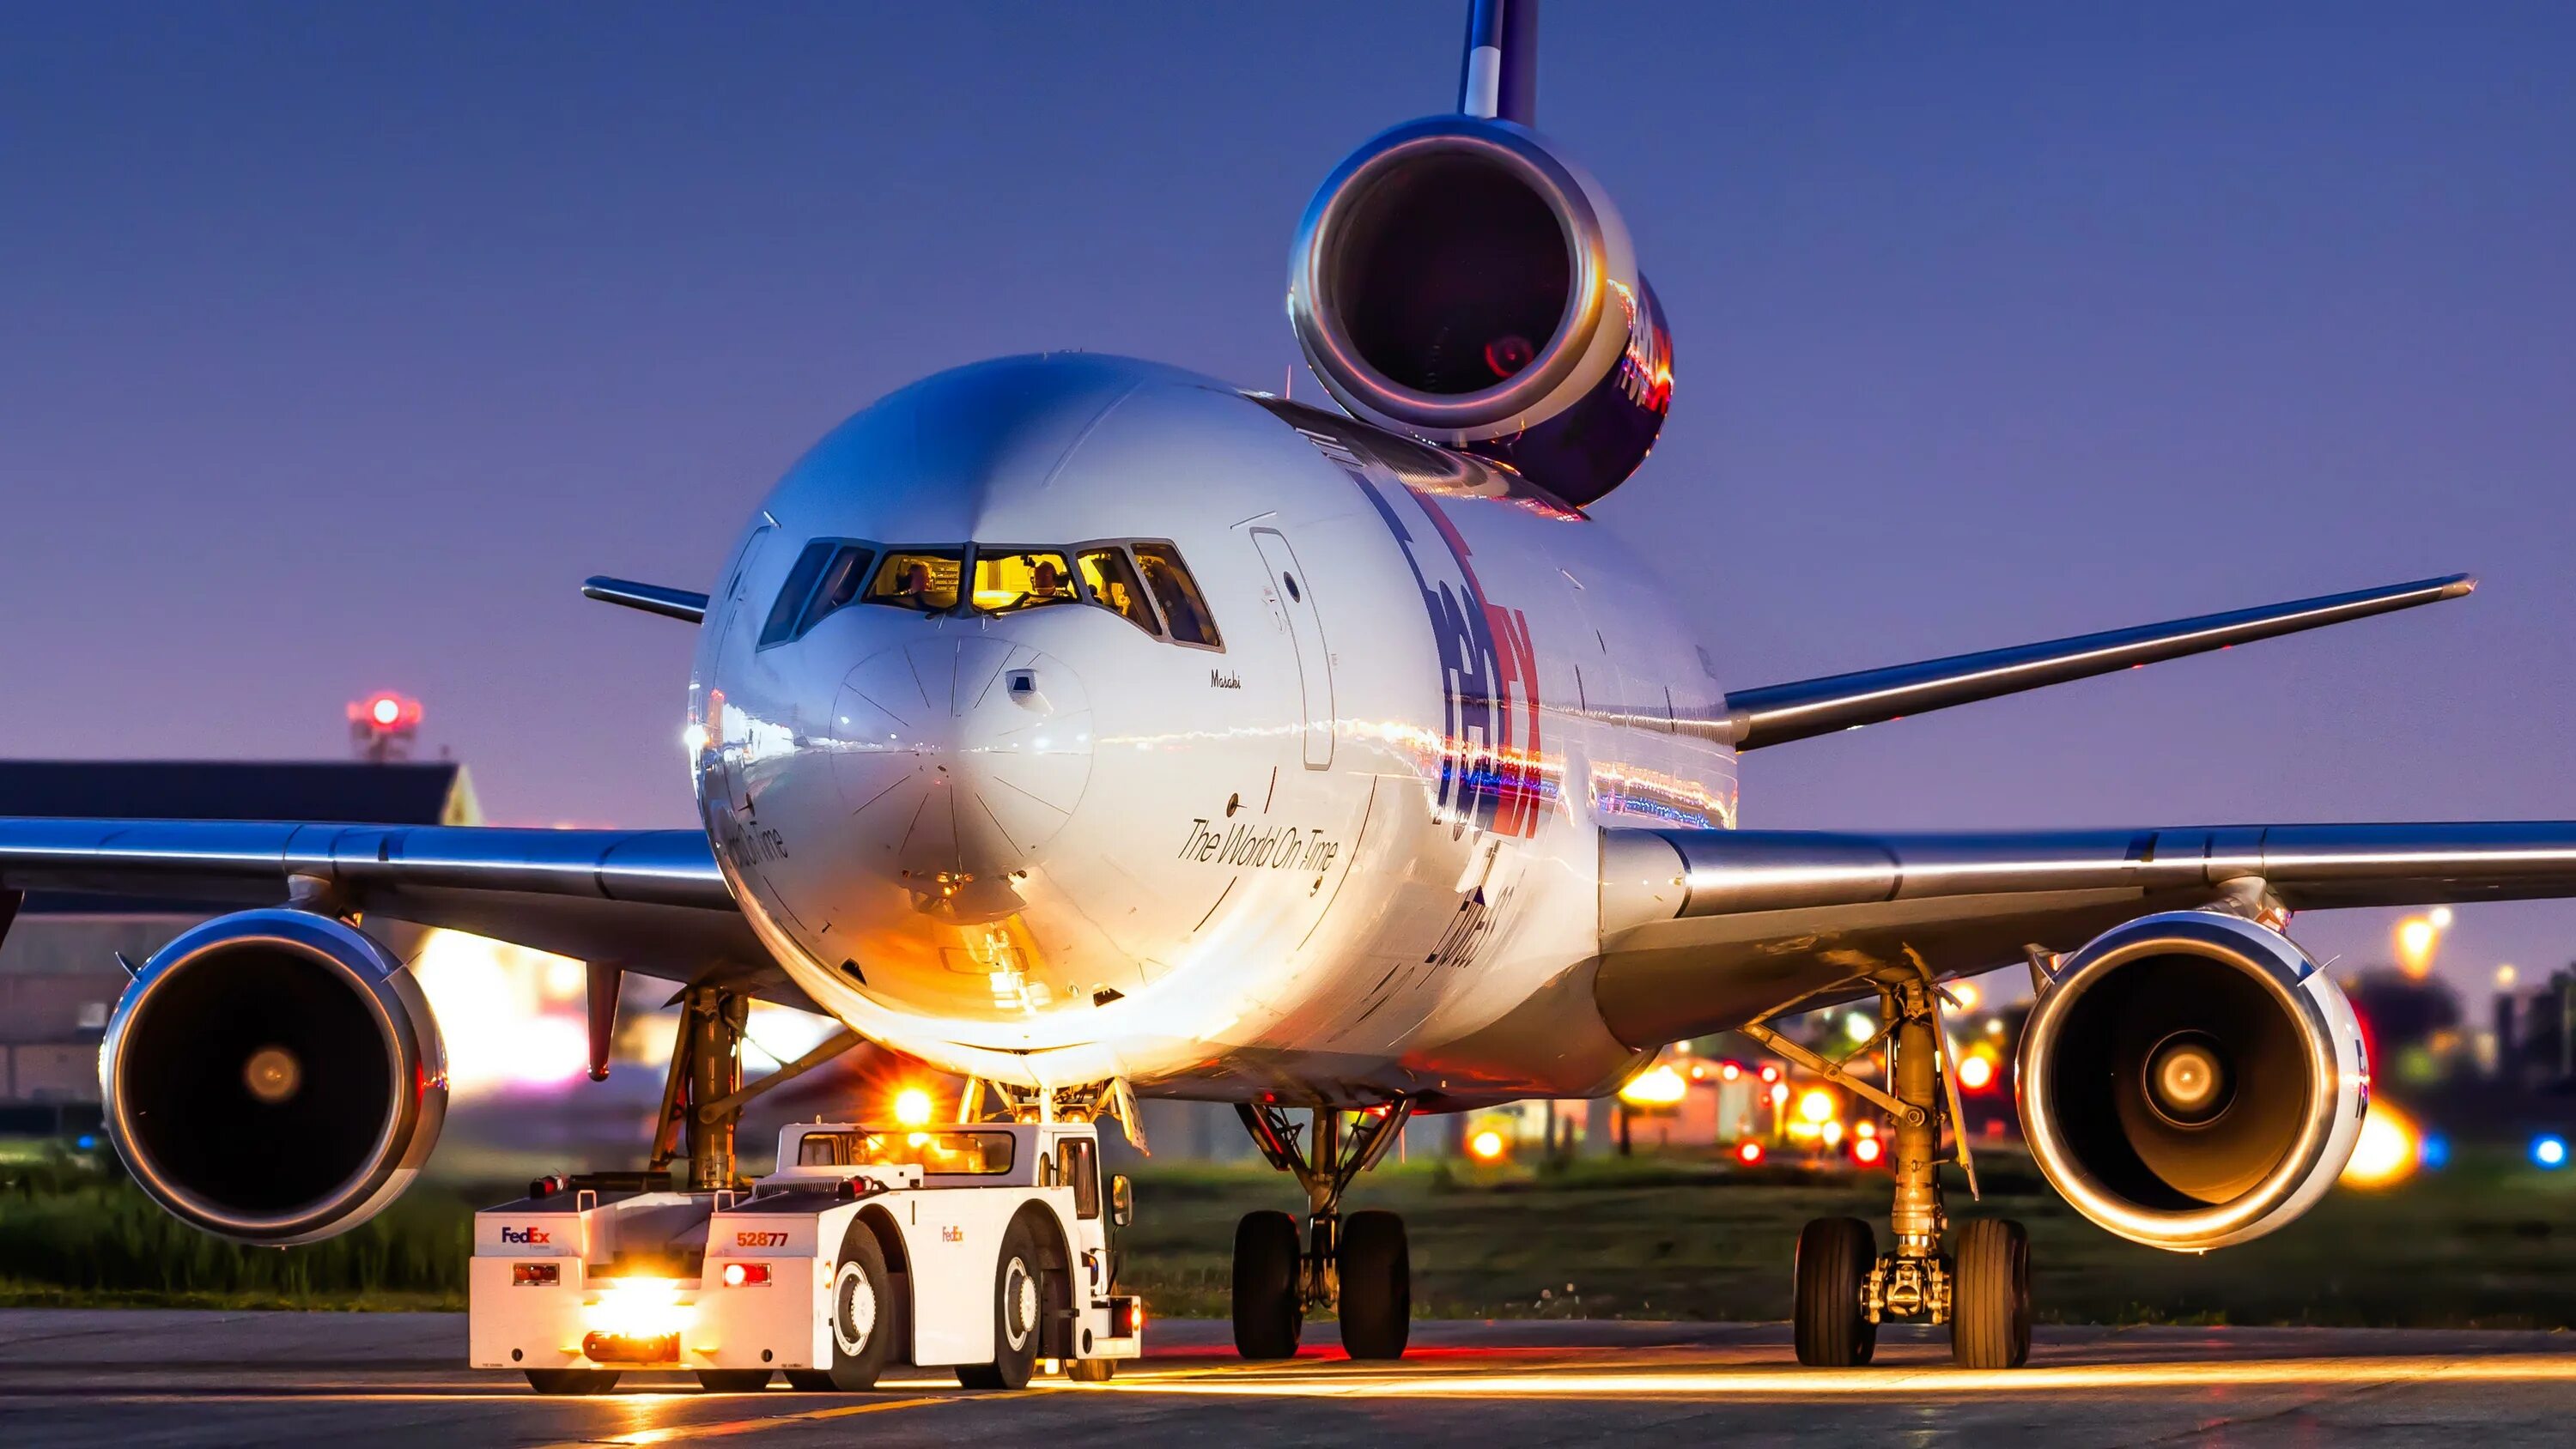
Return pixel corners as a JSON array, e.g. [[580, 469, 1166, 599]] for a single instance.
[[7, 0, 2573, 1379]]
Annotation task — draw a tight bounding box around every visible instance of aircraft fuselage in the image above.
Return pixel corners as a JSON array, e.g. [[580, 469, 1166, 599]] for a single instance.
[[690, 354, 1734, 1106]]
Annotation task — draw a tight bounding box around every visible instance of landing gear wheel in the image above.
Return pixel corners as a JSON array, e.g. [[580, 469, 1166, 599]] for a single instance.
[[819, 1219, 895, 1391], [696, 1369, 771, 1391], [1230, 1210, 1303, 1360], [1067, 1355, 1116, 1382], [957, 1219, 1044, 1390], [1949, 1217, 2031, 1368], [1337, 1210, 1410, 1360], [524, 1368, 621, 1394], [1793, 1216, 1878, 1367]]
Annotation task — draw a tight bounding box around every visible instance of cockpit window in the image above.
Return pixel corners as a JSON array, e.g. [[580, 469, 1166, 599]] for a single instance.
[[972, 549, 1078, 615], [866, 550, 964, 613], [1133, 543, 1222, 648], [1075, 547, 1162, 637], [759, 542, 835, 646], [760, 540, 877, 647]]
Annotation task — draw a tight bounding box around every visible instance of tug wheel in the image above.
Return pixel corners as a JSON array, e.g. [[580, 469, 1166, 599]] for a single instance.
[[957, 1218, 1045, 1390], [820, 1218, 896, 1391]]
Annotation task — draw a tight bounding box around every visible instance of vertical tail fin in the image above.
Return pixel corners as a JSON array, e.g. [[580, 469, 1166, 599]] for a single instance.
[[1458, 0, 1539, 125]]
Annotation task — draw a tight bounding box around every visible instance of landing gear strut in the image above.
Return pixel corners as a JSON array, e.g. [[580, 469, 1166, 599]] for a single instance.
[[647, 983, 859, 1191], [1230, 1101, 1415, 1361], [1757, 976, 2031, 1369]]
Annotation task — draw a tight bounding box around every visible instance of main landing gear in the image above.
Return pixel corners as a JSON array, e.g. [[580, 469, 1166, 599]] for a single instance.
[[1753, 976, 2031, 1369], [1230, 1101, 1415, 1361]]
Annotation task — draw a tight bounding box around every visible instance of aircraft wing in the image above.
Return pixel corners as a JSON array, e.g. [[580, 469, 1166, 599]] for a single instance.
[[1594, 822, 2576, 1047], [0, 817, 811, 1009]]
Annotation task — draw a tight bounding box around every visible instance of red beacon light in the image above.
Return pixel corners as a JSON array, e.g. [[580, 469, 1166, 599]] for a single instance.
[[348, 692, 422, 762], [1735, 1138, 1766, 1166], [1717, 1060, 1743, 1082], [720, 1262, 771, 1288], [1852, 1136, 1886, 1167], [1758, 1064, 1782, 1084]]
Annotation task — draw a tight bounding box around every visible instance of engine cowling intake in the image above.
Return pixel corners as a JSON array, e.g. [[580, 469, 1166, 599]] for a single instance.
[[2018, 911, 2367, 1252], [100, 909, 447, 1245], [1288, 115, 1672, 507]]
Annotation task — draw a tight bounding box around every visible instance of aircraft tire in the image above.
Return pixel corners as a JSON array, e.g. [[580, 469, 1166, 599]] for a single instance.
[[1230, 1210, 1304, 1359], [1336, 1210, 1411, 1360], [1949, 1217, 2032, 1368], [1067, 1355, 1116, 1382], [1792, 1216, 1878, 1367]]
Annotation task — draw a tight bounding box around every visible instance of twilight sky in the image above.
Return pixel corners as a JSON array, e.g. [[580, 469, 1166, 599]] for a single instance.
[[3, 2, 2570, 998]]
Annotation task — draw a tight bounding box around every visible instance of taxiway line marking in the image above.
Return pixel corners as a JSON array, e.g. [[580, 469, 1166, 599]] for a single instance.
[[1080, 1355, 2576, 1398], [525, 1393, 949, 1447]]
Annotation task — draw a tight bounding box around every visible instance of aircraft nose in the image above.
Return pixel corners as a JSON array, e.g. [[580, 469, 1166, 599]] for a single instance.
[[828, 636, 1093, 914]]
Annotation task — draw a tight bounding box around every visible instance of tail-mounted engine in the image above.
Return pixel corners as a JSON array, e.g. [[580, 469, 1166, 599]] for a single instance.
[[100, 908, 447, 1245], [1287, 116, 1672, 508], [2018, 911, 2368, 1252]]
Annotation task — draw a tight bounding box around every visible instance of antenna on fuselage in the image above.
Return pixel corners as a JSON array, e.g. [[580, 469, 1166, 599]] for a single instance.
[[1458, 0, 1537, 125]]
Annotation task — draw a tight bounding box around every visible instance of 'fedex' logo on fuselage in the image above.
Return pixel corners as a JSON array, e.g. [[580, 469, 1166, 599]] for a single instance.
[[500, 1226, 551, 1245]]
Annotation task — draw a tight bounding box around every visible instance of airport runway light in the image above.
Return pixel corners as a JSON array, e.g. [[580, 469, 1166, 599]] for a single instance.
[[1619, 1064, 1689, 1107], [1735, 1138, 1765, 1166], [2531, 1133, 2568, 1170], [1797, 1088, 1836, 1125], [2340, 1101, 2420, 1189], [1468, 1127, 1509, 1163], [893, 1087, 933, 1128], [2418, 1133, 2451, 1171]]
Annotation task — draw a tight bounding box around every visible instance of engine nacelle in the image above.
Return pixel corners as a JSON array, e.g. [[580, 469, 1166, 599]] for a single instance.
[[1288, 115, 1672, 507], [2018, 911, 2368, 1252], [100, 909, 447, 1245]]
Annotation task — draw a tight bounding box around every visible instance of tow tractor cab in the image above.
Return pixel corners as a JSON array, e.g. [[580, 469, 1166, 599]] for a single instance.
[[470, 1119, 1142, 1394]]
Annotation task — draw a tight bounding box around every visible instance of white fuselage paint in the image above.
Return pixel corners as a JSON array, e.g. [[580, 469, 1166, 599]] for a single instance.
[[690, 355, 1734, 1107]]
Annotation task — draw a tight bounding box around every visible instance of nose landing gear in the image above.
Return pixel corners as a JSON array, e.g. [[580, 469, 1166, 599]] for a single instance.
[[1753, 976, 2032, 1369], [1230, 1101, 1415, 1361]]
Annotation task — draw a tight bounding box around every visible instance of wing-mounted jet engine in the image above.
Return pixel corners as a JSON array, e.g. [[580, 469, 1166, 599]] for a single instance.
[[1286, 8, 1670, 507], [100, 908, 447, 1245], [2018, 911, 2370, 1252]]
